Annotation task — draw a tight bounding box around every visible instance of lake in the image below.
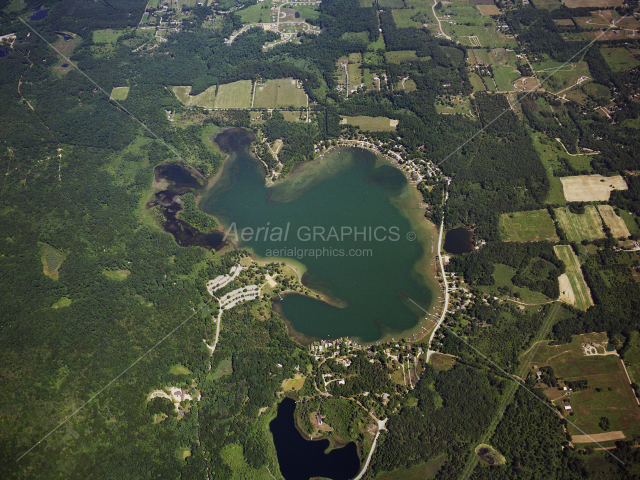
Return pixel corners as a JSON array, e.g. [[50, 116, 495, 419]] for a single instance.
[[29, 9, 49, 21], [269, 397, 360, 480], [201, 128, 438, 343]]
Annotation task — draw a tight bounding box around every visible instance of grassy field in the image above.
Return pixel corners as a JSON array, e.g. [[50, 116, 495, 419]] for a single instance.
[[521, 332, 639, 442], [93, 29, 126, 44], [175, 447, 191, 461], [601, 47, 640, 73], [375, 454, 446, 479], [52, 297, 72, 309], [555, 206, 605, 242], [341, 116, 397, 131], [619, 210, 640, 236], [109, 86, 130, 101], [281, 373, 306, 392], [531, 133, 571, 204], [554, 245, 594, 310], [41, 243, 66, 280], [348, 53, 363, 88], [430, 353, 456, 371], [237, 0, 272, 23], [253, 78, 307, 109], [493, 66, 520, 91], [169, 364, 192, 375], [173, 85, 217, 108], [500, 209, 559, 242], [469, 73, 486, 91], [211, 358, 233, 381], [215, 80, 252, 109], [103, 269, 131, 281], [482, 76, 496, 91], [597, 205, 630, 238], [221, 443, 274, 479], [541, 61, 591, 94], [435, 96, 472, 115], [386, 50, 419, 63], [624, 331, 640, 385]]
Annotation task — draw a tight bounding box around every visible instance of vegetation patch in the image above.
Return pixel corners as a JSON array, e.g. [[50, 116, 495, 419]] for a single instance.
[[600, 47, 640, 73], [375, 454, 446, 479], [554, 245, 594, 310], [41, 243, 66, 280], [555, 206, 605, 242], [109, 87, 130, 101], [169, 364, 192, 375], [175, 446, 191, 461], [52, 296, 72, 309], [211, 358, 233, 380], [103, 269, 131, 281], [340, 116, 397, 131], [500, 209, 559, 242], [93, 29, 126, 44], [475, 443, 506, 465], [214, 80, 253, 109], [281, 373, 306, 392]]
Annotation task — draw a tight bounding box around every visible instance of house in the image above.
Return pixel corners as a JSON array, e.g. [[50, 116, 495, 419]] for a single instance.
[[564, 405, 572, 410]]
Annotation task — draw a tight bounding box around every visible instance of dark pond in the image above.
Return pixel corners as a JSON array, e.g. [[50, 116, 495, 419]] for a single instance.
[[148, 162, 228, 250], [443, 227, 474, 254], [29, 9, 49, 21], [295, 11, 300, 18], [270, 398, 360, 480], [56, 32, 73, 41], [0, 48, 7, 58], [61, 63, 69, 68]]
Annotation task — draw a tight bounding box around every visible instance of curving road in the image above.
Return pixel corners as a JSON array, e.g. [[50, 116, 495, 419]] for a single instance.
[[432, 0, 452, 40]]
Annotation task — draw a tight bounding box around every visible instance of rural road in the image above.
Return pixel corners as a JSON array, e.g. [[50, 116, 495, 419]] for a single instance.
[[353, 418, 388, 480], [426, 193, 449, 362], [432, 0, 451, 40]]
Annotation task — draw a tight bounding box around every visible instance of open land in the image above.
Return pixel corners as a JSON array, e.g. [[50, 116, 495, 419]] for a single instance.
[[253, 78, 307, 109], [560, 174, 628, 202], [110, 87, 130, 101], [596, 205, 630, 238], [555, 206, 605, 242], [214, 80, 253, 109], [554, 245, 594, 310], [500, 210, 559, 242], [340, 116, 397, 131], [521, 332, 640, 443]]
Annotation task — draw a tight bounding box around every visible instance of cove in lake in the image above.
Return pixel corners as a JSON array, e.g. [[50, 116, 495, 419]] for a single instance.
[[443, 227, 474, 254], [270, 397, 360, 480], [201, 128, 438, 343], [147, 162, 227, 250]]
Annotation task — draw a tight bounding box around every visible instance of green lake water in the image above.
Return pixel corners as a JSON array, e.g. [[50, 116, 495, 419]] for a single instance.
[[201, 129, 436, 343]]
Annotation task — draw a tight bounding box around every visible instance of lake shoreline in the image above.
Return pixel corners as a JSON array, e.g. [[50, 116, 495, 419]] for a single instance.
[[201, 128, 443, 346]]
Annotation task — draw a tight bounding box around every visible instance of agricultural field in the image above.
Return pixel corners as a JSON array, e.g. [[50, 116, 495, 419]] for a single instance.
[[499, 209, 559, 242], [563, 0, 622, 7], [41, 243, 66, 280], [348, 53, 363, 89], [482, 76, 496, 91], [253, 78, 307, 109], [623, 331, 640, 385], [521, 332, 639, 443], [600, 47, 640, 73], [214, 80, 252, 109], [560, 174, 628, 202], [492, 66, 520, 91], [109, 86, 130, 101], [340, 116, 397, 131], [386, 50, 419, 63], [555, 206, 605, 242], [554, 245, 594, 310], [237, 0, 272, 24], [619, 210, 640, 236], [469, 73, 486, 91], [173, 85, 217, 108], [476, 4, 501, 15], [596, 205, 630, 238]]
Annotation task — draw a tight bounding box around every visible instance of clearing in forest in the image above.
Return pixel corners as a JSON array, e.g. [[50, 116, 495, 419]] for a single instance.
[[41, 243, 66, 280], [554, 245, 593, 310], [340, 116, 397, 131], [500, 209, 559, 242], [555, 206, 605, 242], [596, 205, 630, 238], [560, 174, 628, 202], [110, 87, 130, 101]]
